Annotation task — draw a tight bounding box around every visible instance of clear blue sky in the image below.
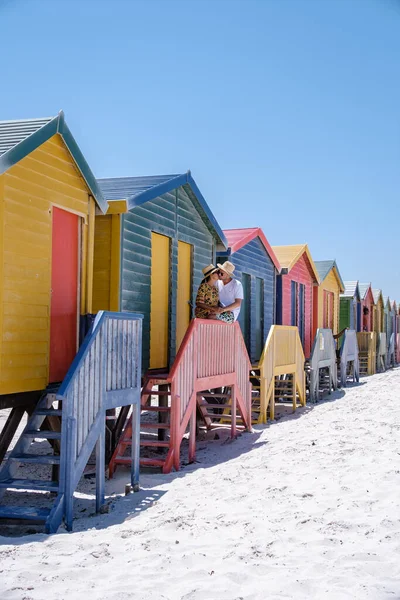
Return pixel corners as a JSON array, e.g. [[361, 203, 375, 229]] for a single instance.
[[1, 0, 399, 298]]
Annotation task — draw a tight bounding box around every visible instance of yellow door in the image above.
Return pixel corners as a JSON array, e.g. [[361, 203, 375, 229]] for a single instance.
[[176, 241, 193, 351], [150, 232, 170, 369]]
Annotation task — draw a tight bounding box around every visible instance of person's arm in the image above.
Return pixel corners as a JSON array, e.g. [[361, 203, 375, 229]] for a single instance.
[[214, 298, 242, 313]]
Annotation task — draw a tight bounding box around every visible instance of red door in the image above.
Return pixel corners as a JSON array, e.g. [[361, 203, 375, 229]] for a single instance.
[[49, 207, 79, 382]]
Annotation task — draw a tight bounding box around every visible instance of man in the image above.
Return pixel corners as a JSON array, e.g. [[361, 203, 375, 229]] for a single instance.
[[214, 261, 243, 321]]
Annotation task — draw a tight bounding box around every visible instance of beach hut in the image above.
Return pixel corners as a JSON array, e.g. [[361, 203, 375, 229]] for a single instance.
[[358, 283, 374, 332], [312, 260, 345, 339], [383, 296, 392, 342], [0, 112, 107, 402], [339, 281, 361, 333], [272, 244, 320, 359], [372, 289, 384, 334], [94, 172, 227, 372], [216, 227, 280, 363]]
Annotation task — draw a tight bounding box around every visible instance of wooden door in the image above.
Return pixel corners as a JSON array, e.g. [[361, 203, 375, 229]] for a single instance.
[[176, 240, 192, 351], [241, 273, 251, 356], [49, 207, 79, 382], [254, 277, 264, 360], [299, 283, 305, 345], [150, 232, 170, 369]]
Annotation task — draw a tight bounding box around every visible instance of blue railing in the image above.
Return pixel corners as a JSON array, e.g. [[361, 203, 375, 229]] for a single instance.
[[56, 311, 143, 531]]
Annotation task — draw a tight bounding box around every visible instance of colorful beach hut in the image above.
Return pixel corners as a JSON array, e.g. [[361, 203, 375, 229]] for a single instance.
[[216, 227, 280, 363], [358, 283, 374, 332], [0, 112, 107, 401], [372, 289, 384, 334], [340, 281, 361, 333], [312, 260, 344, 338], [94, 172, 227, 372], [272, 244, 319, 358]]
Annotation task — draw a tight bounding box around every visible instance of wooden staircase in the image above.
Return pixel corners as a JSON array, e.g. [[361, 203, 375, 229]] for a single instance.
[[109, 319, 253, 476], [197, 388, 248, 434], [109, 375, 175, 475], [358, 352, 369, 375], [0, 311, 143, 533], [0, 388, 65, 533], [255, 325, 306, 423]]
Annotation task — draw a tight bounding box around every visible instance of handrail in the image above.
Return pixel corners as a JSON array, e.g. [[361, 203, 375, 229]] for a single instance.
[[57, 311, 143, 529], [387, 333, 395, 368], [339, 329, 359, 387], [309, 329, 337, 402], [169, 318, 252, 470], [397, 333, 400, 364], [258, 325, 306, 422], [356, 331, 376, 375]]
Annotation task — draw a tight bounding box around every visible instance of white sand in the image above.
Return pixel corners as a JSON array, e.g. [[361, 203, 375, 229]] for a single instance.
[[1, 369, 400, 600]]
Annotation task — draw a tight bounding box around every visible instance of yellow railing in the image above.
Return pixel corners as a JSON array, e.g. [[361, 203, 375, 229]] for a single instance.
[[257, 325, 306, 423], [356, 332, 377, 375]]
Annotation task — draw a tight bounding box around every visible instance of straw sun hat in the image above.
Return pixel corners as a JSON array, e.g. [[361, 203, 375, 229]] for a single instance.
[[217, 261, 236, 278], [201, 264, 219, 281]]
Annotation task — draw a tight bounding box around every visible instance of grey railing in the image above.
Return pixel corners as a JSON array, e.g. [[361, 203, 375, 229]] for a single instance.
[[309, 329, 337, 402]]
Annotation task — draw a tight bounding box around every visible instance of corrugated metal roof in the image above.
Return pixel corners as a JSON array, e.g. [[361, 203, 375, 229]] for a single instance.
[[223, 227, 280, 271], [341, 281, 359, 298], [98, 172, 227, 247], [372, 289, 383, 304], [271, 244, 319, 283], [97, 174, 181, 201], [0, 111, 107, 213], [314, 260, 335, 282], [0, 117, 53, 157], [314, 260, 345, 292], [358, 283, 372, 301]]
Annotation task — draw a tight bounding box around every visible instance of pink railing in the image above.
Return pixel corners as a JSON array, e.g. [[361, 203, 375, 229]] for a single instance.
[[168, 319, 252, 469]]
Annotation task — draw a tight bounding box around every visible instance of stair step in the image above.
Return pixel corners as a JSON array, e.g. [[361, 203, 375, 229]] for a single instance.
[[142, 390, 170, 396], [142, 406, 171, 413], [24, 430, 61, 440], [0, 479, 59, 492], [10, 454, 60, 465], [35, 409, 62, 417], [199, 402, 230, 409], [0, 505, 51, 522], [200, 393, 231, 398], [140, 457, 166, 467], [140, 441, 170, 448], [203, 413, 240, 420], [140, 423, 170, 430]]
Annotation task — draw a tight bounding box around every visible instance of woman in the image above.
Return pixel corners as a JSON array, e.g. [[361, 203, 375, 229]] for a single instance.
[[195, 264, 234, 323]]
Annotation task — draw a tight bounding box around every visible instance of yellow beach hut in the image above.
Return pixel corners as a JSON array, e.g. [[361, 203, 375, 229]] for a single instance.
[[312, 260, 345, 339], [0, 112, 107, 402]]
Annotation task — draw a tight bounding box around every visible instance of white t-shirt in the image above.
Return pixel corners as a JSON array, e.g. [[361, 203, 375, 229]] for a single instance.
[[217, 278, 244, 321]]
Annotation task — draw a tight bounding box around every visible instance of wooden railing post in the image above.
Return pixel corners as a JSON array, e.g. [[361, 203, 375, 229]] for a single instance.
[[173, 394, 181, 472], [65, 416, 77, 532]]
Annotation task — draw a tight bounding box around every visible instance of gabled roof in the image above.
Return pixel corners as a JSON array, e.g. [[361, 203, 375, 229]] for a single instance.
[[271, 244, 320, 283], [98, 171, 227, 247], [0, 111, 107, 213], [314, 260, 345, 292], [341, 281, 360, 300], [372, 289, 383, 305], [222, 227, 280, 271], [358, 283, 373, 302], [383, 295, 390, 309]]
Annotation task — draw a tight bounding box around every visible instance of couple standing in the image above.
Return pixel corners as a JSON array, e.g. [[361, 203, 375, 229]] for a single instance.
[[195, 261, 243, 324]]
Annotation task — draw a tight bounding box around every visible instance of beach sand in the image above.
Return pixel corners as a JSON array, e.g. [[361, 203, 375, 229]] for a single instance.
[[0, 368, 399, 599]]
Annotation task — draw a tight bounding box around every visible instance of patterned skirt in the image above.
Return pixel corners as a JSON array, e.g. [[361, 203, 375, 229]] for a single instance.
[[217, 311, 234, 324]]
